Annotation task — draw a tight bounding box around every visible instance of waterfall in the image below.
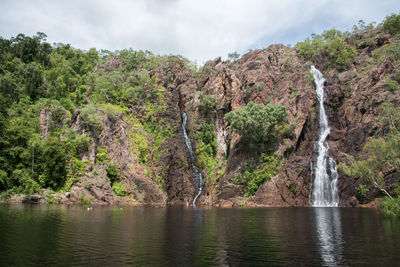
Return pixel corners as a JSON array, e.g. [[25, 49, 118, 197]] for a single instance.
[[181, 112, 204, 206], [310, 66, 339, 207]]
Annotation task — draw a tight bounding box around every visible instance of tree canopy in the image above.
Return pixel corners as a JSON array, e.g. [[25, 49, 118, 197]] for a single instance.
[[224, 101, 288, 144]]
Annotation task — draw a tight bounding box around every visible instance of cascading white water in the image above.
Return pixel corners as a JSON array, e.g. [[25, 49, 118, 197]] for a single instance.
[[310, 66, 339, 207], [181, 112, 203, 206]]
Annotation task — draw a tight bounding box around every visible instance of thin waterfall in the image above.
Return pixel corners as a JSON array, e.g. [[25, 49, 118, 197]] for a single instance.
[[181, 112, 203, 206], [310, 66, 339, 207]]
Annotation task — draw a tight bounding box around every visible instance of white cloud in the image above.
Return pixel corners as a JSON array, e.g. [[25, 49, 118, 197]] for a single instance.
[[0, 0, 398, 63]]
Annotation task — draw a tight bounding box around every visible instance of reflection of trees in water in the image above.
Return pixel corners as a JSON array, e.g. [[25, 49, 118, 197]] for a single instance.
[[2, 206, 400, 266]]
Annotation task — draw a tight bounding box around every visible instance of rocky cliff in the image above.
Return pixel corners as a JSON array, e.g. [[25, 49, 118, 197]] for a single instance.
[[3, 25, 398, 207]]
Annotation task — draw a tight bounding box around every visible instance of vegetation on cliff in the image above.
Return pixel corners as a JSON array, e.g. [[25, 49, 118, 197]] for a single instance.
[[0, 12, 399, 210], [0, 32, 193, 201]]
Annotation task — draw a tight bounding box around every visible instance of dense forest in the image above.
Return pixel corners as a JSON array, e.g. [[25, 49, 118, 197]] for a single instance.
[[0, 13, 399, 216]]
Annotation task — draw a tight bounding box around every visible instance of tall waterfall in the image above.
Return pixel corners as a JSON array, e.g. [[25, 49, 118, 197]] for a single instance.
[[310, 66, 339, 207], [181, 112, 203, 206]]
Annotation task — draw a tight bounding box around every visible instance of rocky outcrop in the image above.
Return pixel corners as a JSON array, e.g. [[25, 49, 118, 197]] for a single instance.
[[15, 28, 398, 207], [173, 28, 399, 207]]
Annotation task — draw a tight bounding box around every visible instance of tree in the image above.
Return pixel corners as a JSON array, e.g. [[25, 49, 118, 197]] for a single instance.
[[296, 29, 357, 71], [383, 13, 400, 35], [224, 101, 288, 144], [40, 137, 67, 189], [228, 52, 240, 61]]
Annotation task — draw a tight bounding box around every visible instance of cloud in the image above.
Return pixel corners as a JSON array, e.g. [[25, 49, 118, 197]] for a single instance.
[[0, 0, 398, 63]]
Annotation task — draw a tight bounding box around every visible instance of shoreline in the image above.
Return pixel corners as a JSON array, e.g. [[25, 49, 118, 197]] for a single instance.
[[0, 193, 382, 209]]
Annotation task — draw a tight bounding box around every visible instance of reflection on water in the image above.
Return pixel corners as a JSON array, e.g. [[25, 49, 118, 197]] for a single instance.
[[0, 205, 399, 266], [314, 208, 346, 266]]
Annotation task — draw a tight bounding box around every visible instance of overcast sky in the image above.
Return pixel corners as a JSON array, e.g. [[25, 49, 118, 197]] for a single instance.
[[1, 0, 399, 64]]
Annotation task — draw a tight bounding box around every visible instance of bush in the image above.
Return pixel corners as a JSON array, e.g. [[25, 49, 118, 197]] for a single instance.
[[381, 197, 400, 217], [386, 79, 399, 92], [383, 13, 400, 35], [198, 123, 217, 157], [80, 194, 91, 205], [242, 154, 281, 196], [394, 71, 400, 83], [80, 104, 103, 137], [224, 101, 288, 144], [357, 184, 369, 202], [12, 168, 41, 195], [198, 94, 217, 122], [106, 163, 120, 184], [67, 131, 91, 156], [112, 182, 127, 197], [96, 147, 109, 164], [131, 129, 148, 165]]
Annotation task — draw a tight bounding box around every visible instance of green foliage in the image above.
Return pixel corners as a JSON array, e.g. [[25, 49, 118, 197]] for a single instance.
[[11, 168, 41, 195], [339, 102, 400, 201], [224, 101, 289, 144], [67, 131, 91, 157], [96, 147, 110, 164], [84, 183, 92, 190], [131, 128, 149, 165], [80, 104, 103, 137], [242, 154, 282, 196], [356, 184, 369, 202], [228, 52, 240, 61], [386, 79, 399, 92], [246, 85, 252, 97], [231, 176, 239, 185], [255, 82, 265, 91], [385, 43, 400, 61], [112, 182, 127, 197], [41, 138, 67, 189], [381, 197, 400, 217], [198, 123, 217, 156], [198, 94, 217, 122], [286, 182, 298, 194], [106, 164, 120, 184], [383, 13, 400, 35], [296, 29, 357, 71], [102, 103, 126, 122], [394, 71, 400, 83], [352, 20, 376, 34], [80, 194, 91, 205]]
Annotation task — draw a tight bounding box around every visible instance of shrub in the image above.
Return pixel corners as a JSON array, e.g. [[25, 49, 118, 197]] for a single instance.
[[386, 79, 399, 92], [356, 184, 369, 202], [198, 123, 217, 157], [383, 13, 400, 35], [386, 43, 400, 60], [242, 154, 281, 196], [394, 71, 400, 83], [96, 147, 109, 164], [80, 104, 103, 137], [131, 129, 148, 165], [381, 197, 400, 217], [112, 182, 127, 197], [106, 163, 120, 184], [198, 94, 217, 122], [80, 194, 91, 205]]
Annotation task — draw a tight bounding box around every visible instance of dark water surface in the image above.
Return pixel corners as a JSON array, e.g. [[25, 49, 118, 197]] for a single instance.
[[0, 205, 399, 266]]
